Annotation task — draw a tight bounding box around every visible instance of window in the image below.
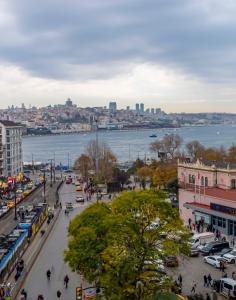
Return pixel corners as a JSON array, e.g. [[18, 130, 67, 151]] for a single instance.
[[6, 129, 9, 136], [201, 176, 204, 186], [205, 177, 208, 187], [189, 174, 192, 183], [6, 137, 10, 143], [232, 179, 236, 189], [7, 151, 10, 157], [223, 218, 226, 228], [218, 217, 222, 227], [7, 144, 10, 150], [192, 175, 195, 184]]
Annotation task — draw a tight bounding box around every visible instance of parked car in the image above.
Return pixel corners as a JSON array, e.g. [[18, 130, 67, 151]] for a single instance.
[[66, 177, 72, 184], [76, 196, 85, 203], [223, 249, 236, 264], [201, 241, 230, 256], [189, 247, 200, 257], [218, 248, 233, 257], [163, 255, 178, 267], [203, 255, 224, 268]]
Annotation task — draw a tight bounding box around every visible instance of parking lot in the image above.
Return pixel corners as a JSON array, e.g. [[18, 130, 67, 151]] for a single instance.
[[171, 252, 236, 296]]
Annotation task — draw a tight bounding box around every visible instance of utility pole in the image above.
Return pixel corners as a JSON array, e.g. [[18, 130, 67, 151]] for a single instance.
[[53, 152, 56, 183], [14, 184, 17, 220], [48, 159, 53, 187], [43, 169, 46, 203], [32, 153, 34, 175], [67, 152, 70, 170], [95, 119, 99, 177]]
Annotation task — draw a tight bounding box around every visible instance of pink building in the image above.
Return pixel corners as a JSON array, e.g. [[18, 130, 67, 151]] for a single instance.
[[178, 159, 236, 237]]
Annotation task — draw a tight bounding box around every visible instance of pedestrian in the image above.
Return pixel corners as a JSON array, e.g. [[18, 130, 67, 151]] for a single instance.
[[178, 274, 182, 286], [191, 282, 197, 293], [219, 261, 222, 272], [46, 269, 51, 280], [222, 261, 225, 273], [223, 273, 228, 278], [57, 290, 62, 299], [207, 274, 212, 287], [204, 275, 208, 287], [64, 274, 69, 288], [21, 289, 27, 299], [206, 293, 211, 300], [37, 295, 44, 300]]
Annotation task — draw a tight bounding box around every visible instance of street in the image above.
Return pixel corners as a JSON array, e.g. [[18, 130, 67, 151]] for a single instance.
[[20, 182, 91, 299]]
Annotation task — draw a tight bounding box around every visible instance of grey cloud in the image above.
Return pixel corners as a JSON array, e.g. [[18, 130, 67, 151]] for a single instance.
[[1, 0, 236, 81]]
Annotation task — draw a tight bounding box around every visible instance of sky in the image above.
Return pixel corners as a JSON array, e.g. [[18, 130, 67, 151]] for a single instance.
[[0, 0, 236, 112]]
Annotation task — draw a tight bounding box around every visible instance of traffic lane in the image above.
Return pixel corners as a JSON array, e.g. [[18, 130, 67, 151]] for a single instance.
[[22, 183, 91, 300], [174, 253, 236, 295], [0, 184, 46, 235]]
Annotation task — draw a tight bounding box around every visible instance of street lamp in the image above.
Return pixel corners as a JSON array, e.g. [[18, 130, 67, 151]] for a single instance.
[[14, 184, 17, 220], [43, 169, 46, 203]]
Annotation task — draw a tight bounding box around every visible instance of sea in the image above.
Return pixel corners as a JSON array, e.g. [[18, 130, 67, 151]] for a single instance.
[[22, 124, 236, 166]]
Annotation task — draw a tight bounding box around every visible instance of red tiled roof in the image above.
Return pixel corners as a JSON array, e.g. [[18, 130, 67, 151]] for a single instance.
[[181, 186, 236, 202]]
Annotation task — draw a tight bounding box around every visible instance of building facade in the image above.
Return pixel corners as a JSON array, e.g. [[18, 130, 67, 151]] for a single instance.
[[0, 121, 23, 177], [109, 102, 117, 113], [178, 159, 236, 238]]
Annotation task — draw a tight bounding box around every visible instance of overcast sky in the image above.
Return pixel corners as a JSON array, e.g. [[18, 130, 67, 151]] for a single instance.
[[1, 0, 236, 112]]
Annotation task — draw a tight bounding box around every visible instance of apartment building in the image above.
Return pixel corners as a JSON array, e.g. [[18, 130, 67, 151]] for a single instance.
[[0, 120, 23, 177], [178, 159, 236, 238]]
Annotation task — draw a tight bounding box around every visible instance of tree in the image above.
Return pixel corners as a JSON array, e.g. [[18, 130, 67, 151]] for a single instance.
[[86, 140, 117, 183], [185, 140, 205, 160], [150, 134, 183, 161], [152, 163, 177, 189], [113, 167, 129, 189], [73, 154, 91, 179], [136, 166, 153, 189], [65, 191, 190, 300]]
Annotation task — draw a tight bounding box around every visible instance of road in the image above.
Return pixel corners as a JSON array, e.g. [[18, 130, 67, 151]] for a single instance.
[[20, 182, 92, 300], [0, 183, 47, 235]]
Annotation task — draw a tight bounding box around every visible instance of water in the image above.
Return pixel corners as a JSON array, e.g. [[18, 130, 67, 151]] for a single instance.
[[22, 124, 236, 166]]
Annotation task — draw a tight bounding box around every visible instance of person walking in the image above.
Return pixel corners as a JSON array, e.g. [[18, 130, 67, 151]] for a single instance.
[[178, 274, 182, 286], [207, 274, 212, 287], [20, 289, 27, 299], [57, 290, 62, 299], [37, 295, 44, 300], [204, 275, 208, 287], [46, 269, 51, 280], [191, 282, 197, 293], [64, 274, 69, 288], [206, 293, 211, 300]]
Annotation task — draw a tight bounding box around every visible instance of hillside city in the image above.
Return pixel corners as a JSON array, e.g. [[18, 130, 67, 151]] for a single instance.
[[1, 99, 236, 135]]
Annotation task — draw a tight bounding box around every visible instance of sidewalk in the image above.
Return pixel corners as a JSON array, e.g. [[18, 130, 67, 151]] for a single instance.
[[10, 206, 62, 299]]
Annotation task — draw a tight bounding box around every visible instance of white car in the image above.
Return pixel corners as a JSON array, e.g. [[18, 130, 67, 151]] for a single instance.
[[203, 255, 223, 268], [223, 250, 236, 264]]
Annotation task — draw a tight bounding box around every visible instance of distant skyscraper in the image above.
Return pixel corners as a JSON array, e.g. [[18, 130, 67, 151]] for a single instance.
[[126, 106, 130, 111], [66, 98, 73, 107], [109, 101, 117, 113], [140, 103, 144, 114], [135, 103, 140, 112], [151, 108, 155, 114]]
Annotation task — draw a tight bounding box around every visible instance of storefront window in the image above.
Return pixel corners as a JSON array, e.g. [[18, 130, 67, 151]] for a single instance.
[[218, 217, 222, 227]]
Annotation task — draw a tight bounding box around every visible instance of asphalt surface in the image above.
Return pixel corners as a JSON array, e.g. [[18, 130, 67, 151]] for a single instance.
[[0, 183, 48, 236], [21, 183, 93, 300], [173, 252, 236, 297]]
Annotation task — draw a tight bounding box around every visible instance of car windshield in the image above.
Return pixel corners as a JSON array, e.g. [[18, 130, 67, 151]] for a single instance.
[[229, 251, 236, 256]]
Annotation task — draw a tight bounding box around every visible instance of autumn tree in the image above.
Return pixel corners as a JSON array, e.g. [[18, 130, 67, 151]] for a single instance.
[[137, 166, 153, 189], [73, 154, 91, 179], [85, 140, 117, 183], [65, 191, 190, 300], [185, 140, 205, 160], [152, 162, 177, 189], [150, 134, 183, 161]]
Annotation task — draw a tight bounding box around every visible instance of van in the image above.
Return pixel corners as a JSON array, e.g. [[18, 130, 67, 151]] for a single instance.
[[201, 241, 229, 256], [219, 278, 236, 297], [191, 232, 215, 249]]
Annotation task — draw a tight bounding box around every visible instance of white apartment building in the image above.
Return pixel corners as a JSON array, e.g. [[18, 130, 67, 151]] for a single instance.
[[0, 120, 23, 177]]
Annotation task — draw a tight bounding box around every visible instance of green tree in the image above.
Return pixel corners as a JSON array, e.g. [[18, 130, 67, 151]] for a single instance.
[[65, 191, 190, 300]]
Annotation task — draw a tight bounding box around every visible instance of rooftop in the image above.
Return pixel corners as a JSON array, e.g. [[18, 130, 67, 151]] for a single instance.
[[0, 120, 22, 127], [180, 184, 236, 201]]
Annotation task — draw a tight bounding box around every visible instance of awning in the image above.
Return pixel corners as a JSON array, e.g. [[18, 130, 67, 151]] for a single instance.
[[184, 202, 236, 221]]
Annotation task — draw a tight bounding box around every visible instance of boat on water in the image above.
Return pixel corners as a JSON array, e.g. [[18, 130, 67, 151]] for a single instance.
[[149, 134, 157, 138]]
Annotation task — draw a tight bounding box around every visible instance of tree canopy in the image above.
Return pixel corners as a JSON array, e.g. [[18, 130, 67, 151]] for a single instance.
[[65, 190, 190, 300]]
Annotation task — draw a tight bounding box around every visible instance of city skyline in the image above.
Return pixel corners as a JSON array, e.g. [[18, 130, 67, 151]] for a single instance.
[[1, 1, 236, 112]]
